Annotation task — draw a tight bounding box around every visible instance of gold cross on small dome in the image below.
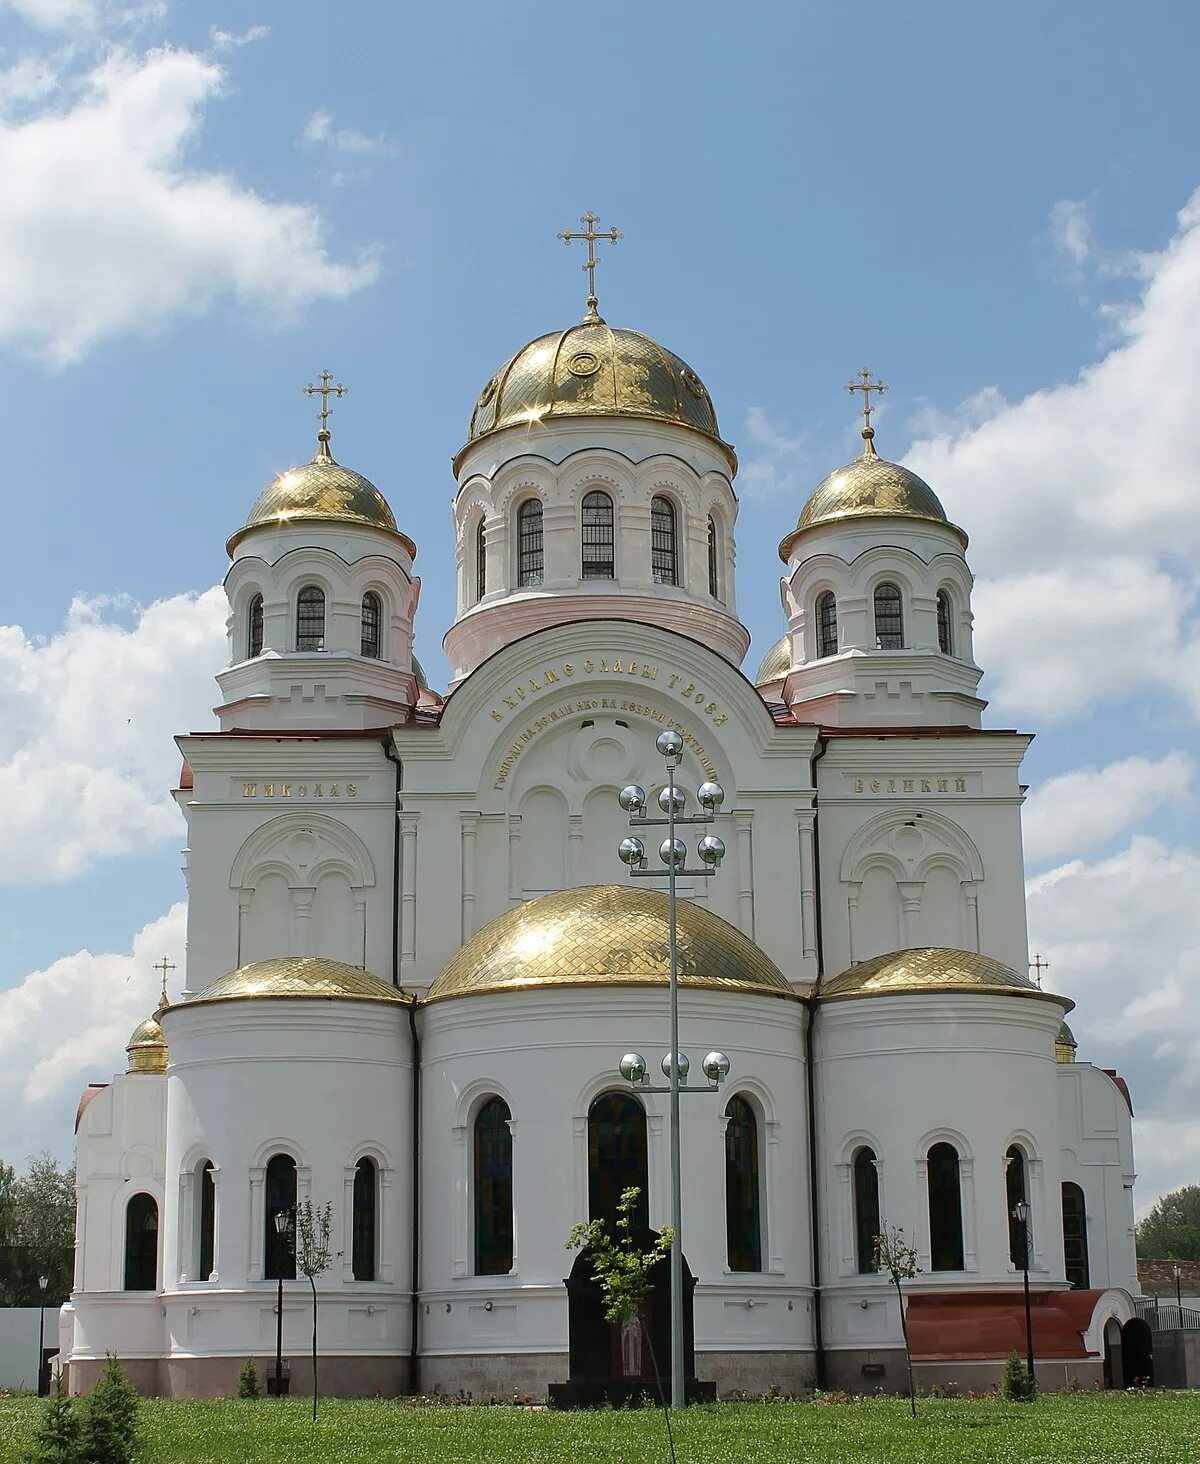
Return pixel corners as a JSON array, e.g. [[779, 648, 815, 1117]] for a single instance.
[[846, 367, 888, 441], [153, 956, 177, 1009], [558, 211, 622, 324], [303, 370, 348, 452]]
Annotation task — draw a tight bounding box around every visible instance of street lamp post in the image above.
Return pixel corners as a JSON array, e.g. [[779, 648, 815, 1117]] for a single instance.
[[36, 1273, 49, 1397], [1173, 1261, 1182, 1315], [272, 1212, 290, 1397], [1012, 1199, 1035, 1387], [617, 731, 729, 1410]]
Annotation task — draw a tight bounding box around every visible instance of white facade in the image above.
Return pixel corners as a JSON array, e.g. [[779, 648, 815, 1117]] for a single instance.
[[66, 312, 1141, 1398]]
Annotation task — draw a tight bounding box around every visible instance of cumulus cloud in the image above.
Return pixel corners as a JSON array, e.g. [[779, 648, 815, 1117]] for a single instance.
[[0, 587, 226, 882], [0, 44, 378, 363], [0, 903, 184, 1160], [738, 405, 811, 501], [1023, 752, 1194, 863], [209, 23, 269, 49], [1027, 836, 1200, 1211]]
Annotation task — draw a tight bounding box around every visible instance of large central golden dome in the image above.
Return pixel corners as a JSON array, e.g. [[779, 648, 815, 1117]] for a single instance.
[[426, 885, 793, 1003], [460, 323, 733, 467]]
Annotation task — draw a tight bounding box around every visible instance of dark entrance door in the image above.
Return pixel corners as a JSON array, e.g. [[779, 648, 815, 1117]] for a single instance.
[[1120, 1317, 1154, 1387]]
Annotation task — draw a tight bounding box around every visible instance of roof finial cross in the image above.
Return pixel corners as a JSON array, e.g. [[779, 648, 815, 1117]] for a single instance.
[[154, 957, 177, 1010], [1029, 953, 1050, 988], [303, 370, 347, 460], [558, 211, 622, 324], [846, 367, 888, 453]]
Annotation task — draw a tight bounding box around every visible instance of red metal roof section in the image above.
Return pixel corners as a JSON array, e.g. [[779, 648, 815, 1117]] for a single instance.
[[906, 1289, 1105, 1361], [1102, 1069, 1134, 1115], [75, 1082, 108, 1133]]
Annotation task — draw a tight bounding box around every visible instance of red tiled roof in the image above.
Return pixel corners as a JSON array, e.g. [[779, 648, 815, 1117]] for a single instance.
[[906, 1289, 1105, 1361]]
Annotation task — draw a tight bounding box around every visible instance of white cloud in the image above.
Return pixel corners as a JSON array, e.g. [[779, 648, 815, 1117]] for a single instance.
[[0, 586, 226, 882], [1023, 752, 1194, 863], [0, 45, 378, 364], [209, 23, 269, 50], [738, 405, 810, 501], [1027, 835, 1200, 1212], [0, 53, 59, 110], [7, 0, 99, 26], [1049, 197, 1093, 276], [906, 187, 1200, 725], [302, 108, 397, 163], [0, 902, 184, 1161]]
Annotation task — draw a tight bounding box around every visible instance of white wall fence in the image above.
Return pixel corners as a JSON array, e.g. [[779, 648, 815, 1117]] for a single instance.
[[0, 1306, 54, 1392]]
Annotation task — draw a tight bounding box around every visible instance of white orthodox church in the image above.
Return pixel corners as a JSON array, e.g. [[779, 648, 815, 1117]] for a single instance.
[[63, 233, 1145, 1400]]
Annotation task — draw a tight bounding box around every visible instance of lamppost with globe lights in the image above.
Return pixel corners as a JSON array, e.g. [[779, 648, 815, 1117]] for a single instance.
[[616, 728, 730, 1409], [36, 1273, 49, 1397], [271, 1211, 291, 1397], [1012, 1198, 1035, 1386], [1173, 1261, 1183, 1316]]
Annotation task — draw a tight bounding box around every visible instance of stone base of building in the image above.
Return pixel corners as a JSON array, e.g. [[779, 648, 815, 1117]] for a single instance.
[[67, 1353, 413, 1398], [824, 1349, 1105, 1395], [416, 1351, 566, 1400], [699, 1349, 818, 1398]]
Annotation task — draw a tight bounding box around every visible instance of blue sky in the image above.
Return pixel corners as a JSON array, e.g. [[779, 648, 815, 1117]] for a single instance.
[[0, 0, 1197, 1205]]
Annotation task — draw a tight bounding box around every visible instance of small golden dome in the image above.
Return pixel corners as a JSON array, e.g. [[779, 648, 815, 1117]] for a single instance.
[[754, 634, 791, 687], [782, 432, 965, 553], [227, 437, 414, 556], [426, 884, 794, 1004], [1055, 1020, 1078, 1063], [184, 957, 410, 1009], [820, 947, 1071, 1008], [460, 323, 734, 468], [126, 1016, 168, 1075]]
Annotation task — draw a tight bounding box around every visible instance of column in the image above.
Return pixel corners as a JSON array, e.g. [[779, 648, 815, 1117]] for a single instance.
[[897, 881, 923, 948], [846, 882, 862, 965], [835, 1160, 854, 1276], [177, 1171, 194, 1284], [452, 1124, 468, 1278], [733, 810, 755, 938], [507, 813, 522, 906], [796, 810, 817, 962], [961, 1156, 979, 1272], [341, 1168, 357, 1283], [291, 888, 315, 956], [460, 811, 480, 943], [398, 812, 419, 976], [765, 1117, 783, 1274], [235, 893, 252, 968], [962, 881, 981, 952], [567, 812, 585, 885]]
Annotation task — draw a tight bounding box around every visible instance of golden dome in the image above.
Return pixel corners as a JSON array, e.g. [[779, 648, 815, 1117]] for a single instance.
[[227, 436, 414, 556], [184, 957, 410, 1009], [426, 884, 794, 1004], [754, 634, 791, 687], [782, 431, 965, 553], [1056, 1020, 1078, 1063], [126, 1016, 168, 1075], [820, 947, 1071, 1008], [460, 323, 734, 468]]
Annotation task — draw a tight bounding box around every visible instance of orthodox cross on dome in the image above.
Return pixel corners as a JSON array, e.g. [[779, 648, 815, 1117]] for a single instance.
[[303, 370, 348, 460], [1029, 953, 1050, 988], [154, 957, 176, 1009], [846, 367, 888, 454], [558, 211, 622, 324]]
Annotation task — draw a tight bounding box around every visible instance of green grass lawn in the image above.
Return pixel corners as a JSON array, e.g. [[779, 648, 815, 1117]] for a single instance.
[[1, 1390, 1197, 1463]]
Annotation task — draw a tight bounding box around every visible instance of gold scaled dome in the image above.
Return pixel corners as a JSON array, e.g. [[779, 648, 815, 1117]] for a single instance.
[[227, 435, 414, 556], [126, 1016, 168, 1074], [784, 429, 965, 551], [1056, 1020, 1078, 1063], [461, 323, 734, 468], [754, 634, 791, 687], [820, 947, 1071, 1009], [184, 957, 410, 1009], [426, 885, 793, 1004]]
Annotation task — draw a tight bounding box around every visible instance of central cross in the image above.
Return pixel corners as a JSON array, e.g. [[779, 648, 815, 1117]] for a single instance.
[[558, 211, 622, 324], [303, 370, 348, 437], [845, 367, 888, 436], [154, 957, 177, 1008], [1029, 953, 1050, 988]]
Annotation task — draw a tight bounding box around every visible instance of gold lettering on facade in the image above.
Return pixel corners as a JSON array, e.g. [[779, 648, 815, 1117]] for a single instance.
[[851, 774, 970, 795], [903, 779, 914, 793], [243, 783, 257, 798]]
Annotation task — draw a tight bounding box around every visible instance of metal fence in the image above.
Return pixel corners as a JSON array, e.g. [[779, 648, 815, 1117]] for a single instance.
[[1135, 1298, 1200, 1332]]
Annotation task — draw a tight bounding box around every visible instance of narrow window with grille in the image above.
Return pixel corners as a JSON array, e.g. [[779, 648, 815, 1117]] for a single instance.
[[873, 582, 903, 649], [707, 516, 720, 599], [517, 499, 543, 587], [937, 589, 953, 654], [581, 491, 615, 579], [296, 586, 325, 651], [247, 594, 264, 659], [475, 517, 487, 602], [652, 495, 678, 586], [360, 592, 382, 658], [816, 590, 838, 658]]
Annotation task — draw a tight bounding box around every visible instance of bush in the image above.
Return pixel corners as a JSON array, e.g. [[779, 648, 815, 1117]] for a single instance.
[[1000, 1349, 1037, 1402], [22, 1373, 80, 1463], [237, 1358, 261, 1400], [78, 1352, 140, 1463]]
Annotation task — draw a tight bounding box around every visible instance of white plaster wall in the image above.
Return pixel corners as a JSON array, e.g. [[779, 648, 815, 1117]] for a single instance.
[[0, 1308, 49, 1391], [1057, 1062, 1139, 1294], [417, 986, 812, 1364], [816, 991, 1070, 1355]]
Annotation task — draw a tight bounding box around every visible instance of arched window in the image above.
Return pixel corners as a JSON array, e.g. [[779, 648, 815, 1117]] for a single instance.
[[198, 1161, 216, 1282], [247, 594, 264, 659], [360, 592, 382, 659], [937, 589, 953, 655], [123, 1193, 158, 1290], [816, 590, 838, 659], [853, 1146, 881, 1274], [651, 496, 678, 585], [1005, 1145, 1028, 1268], [588, 1092, 648, 1229], [264, 1154, 297, 1281], [517, 499, 543, 587], [927, 1142, 964, 1271], [873, 582, 903, 649], [1062, 1181, 1090, 1289], [725, 1095, 762, 1272], [474, 1097, 514, 1275], [352, 1157, 377, 1281], [475, 517, 487, 602], [707, 516, 720, 599], [296, 586, 326, 652], [581, 491, 615, 579]]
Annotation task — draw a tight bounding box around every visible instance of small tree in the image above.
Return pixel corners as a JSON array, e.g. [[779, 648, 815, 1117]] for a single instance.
[[23, 1371, 80, 1464], [77, 1352, 139, 1464], [294, 1200, 334, 1423], [566, 1187, 676, 1461], [237, 1357, 261, 1399], [874, 1226, 922, 1417], [1001, 1347, 1036, 1401], [1135, 1183, 1200, 1260]]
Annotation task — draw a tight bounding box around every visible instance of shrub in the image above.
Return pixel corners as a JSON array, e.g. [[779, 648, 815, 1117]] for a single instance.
[[1001, 1349, 1037, 1402], [78, 1352, 140, 1464], [22, 1372, 80, 1464], [237, 1359, 261, 1400]]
